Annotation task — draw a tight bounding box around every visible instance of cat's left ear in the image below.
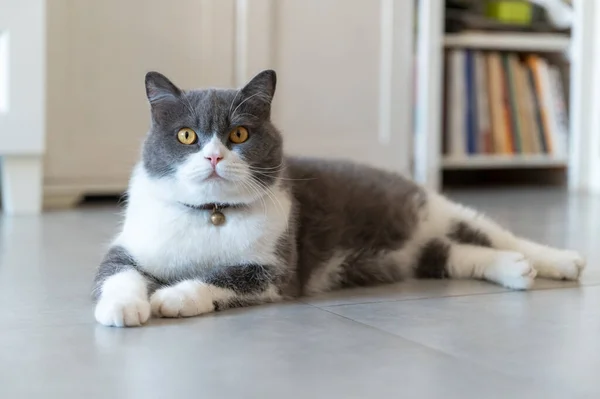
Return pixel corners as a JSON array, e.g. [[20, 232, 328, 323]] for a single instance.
[[145, 71, 182, 104], [237, 70, 277, 119]]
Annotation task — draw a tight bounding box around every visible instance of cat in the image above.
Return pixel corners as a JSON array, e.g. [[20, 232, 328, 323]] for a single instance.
[[93, 70, 585, 327]]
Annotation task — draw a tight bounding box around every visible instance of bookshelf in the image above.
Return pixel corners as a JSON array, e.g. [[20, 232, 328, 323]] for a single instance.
[[443, 32, 570, 52], [442, 154, 568, 170], [413, 0, 585, 190]]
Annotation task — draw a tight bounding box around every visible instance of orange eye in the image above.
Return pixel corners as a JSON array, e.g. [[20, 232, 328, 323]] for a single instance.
[[177, 128, 197, 145], [229, 126, 249, 144]]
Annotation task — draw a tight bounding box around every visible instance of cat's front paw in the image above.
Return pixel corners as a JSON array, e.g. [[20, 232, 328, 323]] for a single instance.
[[94, 296, 151, 327], [532, 249, 586, 281], [150, 281, 215, 318]]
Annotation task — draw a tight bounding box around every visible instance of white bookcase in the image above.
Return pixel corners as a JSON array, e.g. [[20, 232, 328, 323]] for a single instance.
[[414, 0, 594, 191]]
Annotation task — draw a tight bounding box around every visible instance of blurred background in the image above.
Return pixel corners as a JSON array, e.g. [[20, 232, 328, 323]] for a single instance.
[[1, 0, 598, 215]]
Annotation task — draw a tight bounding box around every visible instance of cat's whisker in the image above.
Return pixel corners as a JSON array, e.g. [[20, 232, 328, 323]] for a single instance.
[[238, 178, 267, 218], [248, 162, 286, 171], [249, 176, 285, 218], [231, 91, 271, 120], [228, 89, 242, 119], [249, 171, 316, 182]]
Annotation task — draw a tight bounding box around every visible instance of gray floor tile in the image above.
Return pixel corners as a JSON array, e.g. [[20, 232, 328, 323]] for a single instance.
[[0, 302, 576, 399], [1, 188, 599, 398], [327, 286, 600, 396]]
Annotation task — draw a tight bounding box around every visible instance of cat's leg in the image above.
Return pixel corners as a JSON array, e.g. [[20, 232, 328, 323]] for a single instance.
[[415, 239, 537, 290], [429, 193, 585, 280], [150, 264, 284, 318], [93, 246, 154, 327]]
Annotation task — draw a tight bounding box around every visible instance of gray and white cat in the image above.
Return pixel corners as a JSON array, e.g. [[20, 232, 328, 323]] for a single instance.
[[93, 70, 585, 327]]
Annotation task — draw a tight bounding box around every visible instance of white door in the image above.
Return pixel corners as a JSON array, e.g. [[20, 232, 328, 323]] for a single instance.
[[236, 0, 415, 174], [0, 0, 45, 214]]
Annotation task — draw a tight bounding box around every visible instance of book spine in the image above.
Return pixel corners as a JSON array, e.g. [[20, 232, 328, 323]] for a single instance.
[[448, 49, 466, 156], [524, 62, 545, 153], [465, 50, 477, 154], [487, 52, 509, 154], [475, 51, 492, 153], [502, 53, 522, 153], [500, 54, 516, 153], [528, 56, 554, 154], [513, 57, 535, 154], [527, 61, 548, 153], [549, 66, 569, 155]]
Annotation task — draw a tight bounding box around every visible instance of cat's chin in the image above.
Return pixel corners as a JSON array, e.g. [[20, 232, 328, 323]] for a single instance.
[[133, 163, 272, 207]]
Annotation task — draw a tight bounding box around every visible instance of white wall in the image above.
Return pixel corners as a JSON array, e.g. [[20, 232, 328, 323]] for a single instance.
[[237, 0, 415, 174]]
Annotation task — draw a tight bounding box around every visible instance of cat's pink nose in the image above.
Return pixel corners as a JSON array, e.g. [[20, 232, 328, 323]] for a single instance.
[[205, 155, 223, 168]]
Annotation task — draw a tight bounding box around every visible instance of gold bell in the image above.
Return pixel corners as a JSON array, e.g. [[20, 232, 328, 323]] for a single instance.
[[210, 209, 226, 226]]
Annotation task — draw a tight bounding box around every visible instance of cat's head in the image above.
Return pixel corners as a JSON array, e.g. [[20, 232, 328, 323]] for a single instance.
[[141, 70, 283, 206]]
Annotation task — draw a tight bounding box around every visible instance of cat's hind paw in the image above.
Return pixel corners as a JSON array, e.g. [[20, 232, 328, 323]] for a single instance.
[[487, 251, 537, 290], [532, 249, 586, 281]]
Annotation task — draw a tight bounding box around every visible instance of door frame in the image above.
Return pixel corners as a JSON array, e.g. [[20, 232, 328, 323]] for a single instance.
[[0, 0, 46, 214], [569, 0, 600, 194]]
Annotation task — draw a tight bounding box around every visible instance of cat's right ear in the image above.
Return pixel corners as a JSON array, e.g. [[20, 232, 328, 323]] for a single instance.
[[145, 71, 182, 104]]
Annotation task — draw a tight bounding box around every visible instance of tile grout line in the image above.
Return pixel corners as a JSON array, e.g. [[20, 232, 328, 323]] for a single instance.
[[300, 281, 600, 309], [304, 302, 542, 387], [307, 299, 580, 396]]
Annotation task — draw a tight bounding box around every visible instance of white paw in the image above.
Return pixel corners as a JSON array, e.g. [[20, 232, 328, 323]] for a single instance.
[[95, 296, 151, 327], [488, 251, 537, 290], [150, 281, 214, 318], [531, 249, 586, 281]]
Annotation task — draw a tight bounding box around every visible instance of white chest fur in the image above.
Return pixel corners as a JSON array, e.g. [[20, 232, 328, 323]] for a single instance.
[[115, 171, 293, 281]]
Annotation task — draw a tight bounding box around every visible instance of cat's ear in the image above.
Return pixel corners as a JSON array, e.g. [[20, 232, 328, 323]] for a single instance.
[[145, 71, 182, 104], [237, 70, 277, 119]]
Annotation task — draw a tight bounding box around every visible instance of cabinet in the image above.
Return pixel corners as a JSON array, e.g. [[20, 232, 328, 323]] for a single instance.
[[2, 0, 416, 213]]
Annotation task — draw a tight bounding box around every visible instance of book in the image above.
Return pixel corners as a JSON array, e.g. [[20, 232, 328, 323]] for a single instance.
[[447, 49, 467, 156], [474, 51, 492, 153], [525, 61, 547, 153], [514, 57, 540, 153], [527, 55, 555, 154], [486, 52, 510, 154], [465, 50, 478, 154], [503, 53, 523, 153], [549, 65, 569, 155]]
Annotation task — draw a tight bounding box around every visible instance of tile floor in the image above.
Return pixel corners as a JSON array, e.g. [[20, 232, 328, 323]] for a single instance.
[[1, 188, 599, 398]]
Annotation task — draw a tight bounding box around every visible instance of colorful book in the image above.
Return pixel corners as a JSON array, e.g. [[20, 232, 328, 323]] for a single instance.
[[475, 51, 492, 153], [549, 65, 569, 155], [526, 55, 555, 154], [447, 49, 467, 156], [513, 57, 540, 153], [502, 53, 522, 153], [486, 52, 510, 154], [465, 50, 478, 154], [525, 61, 547, 153]]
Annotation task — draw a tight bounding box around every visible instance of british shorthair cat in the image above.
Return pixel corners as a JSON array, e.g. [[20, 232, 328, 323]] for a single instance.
[[93, 70, 585, 327]]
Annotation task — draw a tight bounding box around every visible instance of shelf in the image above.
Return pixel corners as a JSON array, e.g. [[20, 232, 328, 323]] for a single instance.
[[443, 32, 570, 52], [442, 155, 568, 170]]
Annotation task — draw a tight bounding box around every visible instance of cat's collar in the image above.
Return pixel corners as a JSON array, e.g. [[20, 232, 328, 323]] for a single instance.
[[180, 202, 246, 226]]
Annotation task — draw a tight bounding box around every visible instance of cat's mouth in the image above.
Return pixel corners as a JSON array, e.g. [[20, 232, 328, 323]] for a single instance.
[[205, 171, 225, 182]]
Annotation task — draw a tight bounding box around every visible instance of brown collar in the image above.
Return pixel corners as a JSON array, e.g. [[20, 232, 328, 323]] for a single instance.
[[180, 202, 246, 226], [180, 202, 244, 211]]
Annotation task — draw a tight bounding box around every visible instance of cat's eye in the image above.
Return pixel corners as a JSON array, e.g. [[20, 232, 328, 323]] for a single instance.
[[229, 126, 249, 144], [177, 128, 197, 145]]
